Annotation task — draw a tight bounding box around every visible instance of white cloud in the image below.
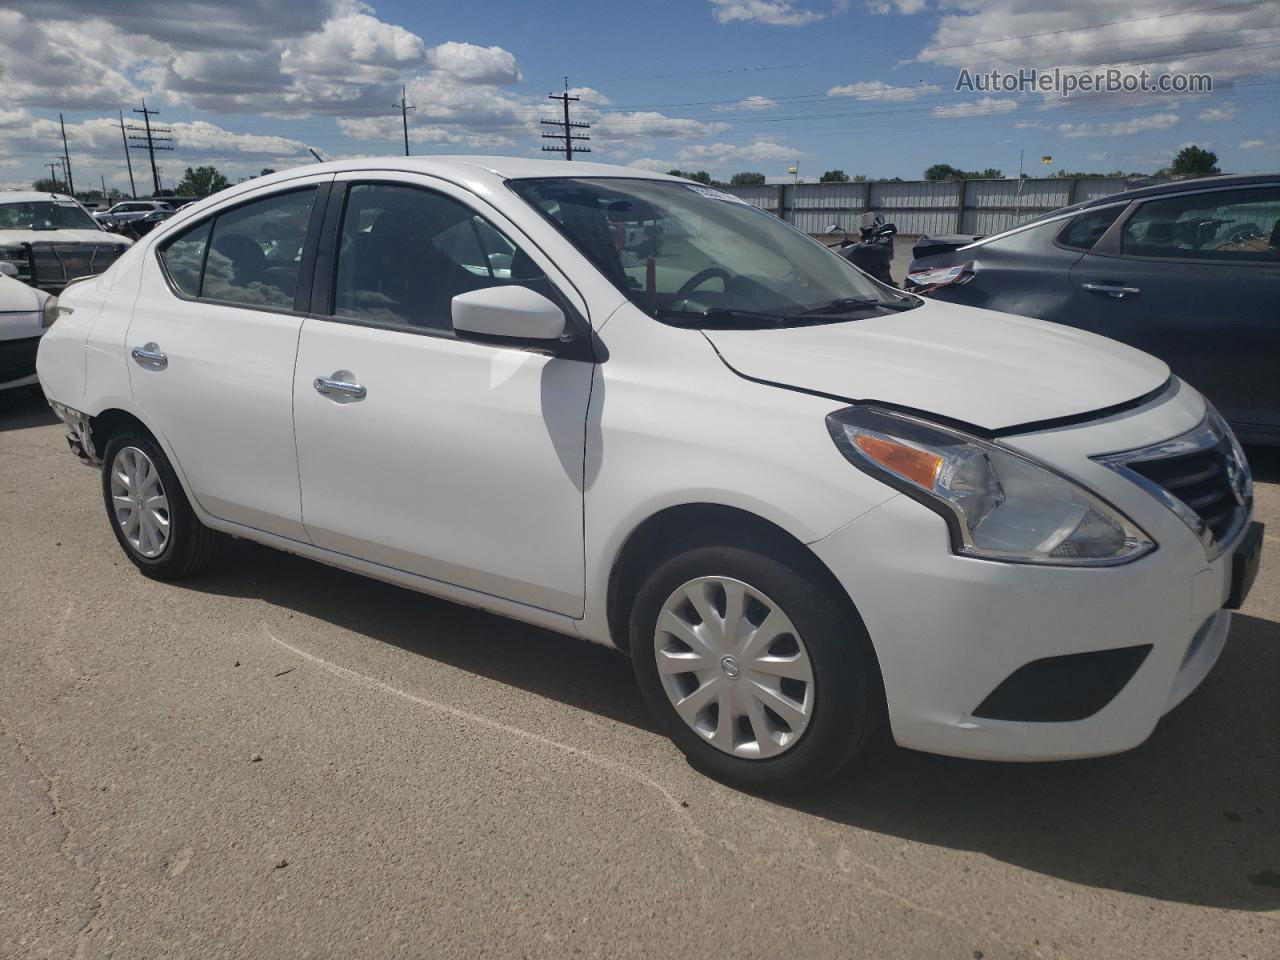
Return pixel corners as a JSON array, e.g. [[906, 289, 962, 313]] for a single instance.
[[866, 0, 928, 14], [714, 95, 780, 112], [932, 97, 1018, 118], [283, 14, 427, 77], [709, 0, 825, 26], [916, 0, 1280, 93], [1198, 104, 1236, 122], [426, 41, 522, 85], [1058, 112, 1179, 138], [1239, 139, 1267, 150], [827, 80, 940, 101], [677, 137, 806, 166]]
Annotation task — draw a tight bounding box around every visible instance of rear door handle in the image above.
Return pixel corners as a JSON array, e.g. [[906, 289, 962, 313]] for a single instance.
[[131, 343, 168, 369], [313, 372, 367, 402], [1081, 282, 1141, 300]]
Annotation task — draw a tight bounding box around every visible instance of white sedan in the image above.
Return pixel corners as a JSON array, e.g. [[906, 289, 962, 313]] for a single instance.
[[36, 158, 1260, 791]]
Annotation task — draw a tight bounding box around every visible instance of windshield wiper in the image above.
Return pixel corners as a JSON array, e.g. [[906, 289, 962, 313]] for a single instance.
[[656, 308, 788, 329], [795, 297, 917, 316]]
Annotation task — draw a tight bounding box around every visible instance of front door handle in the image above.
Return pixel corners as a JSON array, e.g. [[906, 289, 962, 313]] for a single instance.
[[1081, 282, 1141, 300], [313, 371, 367, 402], [131, 343, 168, 369]]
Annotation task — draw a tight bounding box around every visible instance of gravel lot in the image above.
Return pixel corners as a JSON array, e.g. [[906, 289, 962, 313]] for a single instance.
[[2, 385, 1278, 960]]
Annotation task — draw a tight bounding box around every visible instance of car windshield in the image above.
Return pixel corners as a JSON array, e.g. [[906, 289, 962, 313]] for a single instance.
[[508, 177, 915, 328], [0, 199, 99, 231]]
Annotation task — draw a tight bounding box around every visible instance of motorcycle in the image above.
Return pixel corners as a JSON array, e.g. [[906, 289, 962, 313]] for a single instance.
[[828, 213, 898, 287]]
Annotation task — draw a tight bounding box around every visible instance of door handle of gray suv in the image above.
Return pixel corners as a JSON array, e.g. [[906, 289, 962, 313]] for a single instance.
[[130, 343, 168, 369], [313, 373, 367, 401], [1081, 282, 1141, 300]]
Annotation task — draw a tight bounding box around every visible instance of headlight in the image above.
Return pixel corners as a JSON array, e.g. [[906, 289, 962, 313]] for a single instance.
[[42, 295, 60, 328], [826, 406, 1154, 566]]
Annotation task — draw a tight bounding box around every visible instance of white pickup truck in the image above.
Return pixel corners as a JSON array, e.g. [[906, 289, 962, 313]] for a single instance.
[[0, 191, 131, 390]]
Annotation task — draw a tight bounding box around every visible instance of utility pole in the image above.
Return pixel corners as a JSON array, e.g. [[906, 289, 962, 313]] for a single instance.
[[128, 99, 173, 196], [58, 113, 75, 195], [117, 110, 137, 200], [541, 77, 590, 160], [393, 85, 415, 157], [45, 162, 62, 191], [100, 174, 108, 201]]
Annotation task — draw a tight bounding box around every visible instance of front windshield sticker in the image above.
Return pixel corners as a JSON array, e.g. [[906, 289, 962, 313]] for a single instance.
[[54, 199, 79, 206], [684, 184, 752, 205]]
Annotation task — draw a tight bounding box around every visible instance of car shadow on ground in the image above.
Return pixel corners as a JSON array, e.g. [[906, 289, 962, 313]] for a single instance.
[[191, 536, 1280, 912], [0, 385, 57, 432]]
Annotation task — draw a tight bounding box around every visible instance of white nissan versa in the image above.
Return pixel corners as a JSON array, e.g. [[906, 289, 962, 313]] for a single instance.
[[36, 158, 1262, 791]]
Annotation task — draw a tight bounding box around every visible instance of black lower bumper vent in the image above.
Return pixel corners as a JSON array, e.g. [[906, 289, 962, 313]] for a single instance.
[[972, 645, 1153, 723]]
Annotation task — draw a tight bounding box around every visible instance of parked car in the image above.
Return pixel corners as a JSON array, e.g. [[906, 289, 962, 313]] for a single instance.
[[906, 174, 1280, 444], [37, 158, 1260, 791], [0, 270, 55, 391], [0, 191, 132, 293], [93, 200, 173, 228]]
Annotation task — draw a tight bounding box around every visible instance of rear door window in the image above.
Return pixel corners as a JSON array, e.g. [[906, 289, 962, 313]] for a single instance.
[[1121, 186, 1280, 262], [201, 188, 316, 307]]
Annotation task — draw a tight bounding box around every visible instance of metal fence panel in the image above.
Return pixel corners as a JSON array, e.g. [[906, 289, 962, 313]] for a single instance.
[[719, 176, 1176, 234]]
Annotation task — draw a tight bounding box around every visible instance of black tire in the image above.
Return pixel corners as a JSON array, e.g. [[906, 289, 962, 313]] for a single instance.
[[100, 430, 221, 580], [630, 539, 884, 794]]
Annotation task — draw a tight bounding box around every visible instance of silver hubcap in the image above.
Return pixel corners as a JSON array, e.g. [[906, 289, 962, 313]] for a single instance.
[[109, 446, 170, 559], [654, 576, 815, 759]]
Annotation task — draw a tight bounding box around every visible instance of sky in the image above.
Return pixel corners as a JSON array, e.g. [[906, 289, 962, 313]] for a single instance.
[[0, 0, 1276, 193]]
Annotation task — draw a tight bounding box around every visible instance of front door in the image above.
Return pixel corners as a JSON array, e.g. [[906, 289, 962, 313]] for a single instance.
[[292, 176, 594, 616], [1070, 183, 1280, 432], [127, 181, 327, 540]]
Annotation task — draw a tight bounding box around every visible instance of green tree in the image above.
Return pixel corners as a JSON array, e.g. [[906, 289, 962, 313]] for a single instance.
[[820, 169, 851, 183], [1169, 145, 1220, 177], [259, 167, 277, 177], [667, 169, 715, 184], [729, 171, 765, 185], [32, 177, 65, 193], [175, 165, 232, 197], [924, 164, 1003, 180]]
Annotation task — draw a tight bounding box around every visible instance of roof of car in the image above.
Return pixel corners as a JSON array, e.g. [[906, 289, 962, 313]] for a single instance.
[[300, 155, 685, 182], [0, 191, 78, 204], [1073, 172, 1278, 210]]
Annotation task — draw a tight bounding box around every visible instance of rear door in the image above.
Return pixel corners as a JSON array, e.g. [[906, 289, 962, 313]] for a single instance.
[[1070, 183, 1280, 432], [127, 176, 331, 539]]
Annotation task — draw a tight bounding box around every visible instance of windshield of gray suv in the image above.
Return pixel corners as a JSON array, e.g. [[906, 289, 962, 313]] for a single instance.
[[509, 177, 917, 328], [0, 199, 100, 231]]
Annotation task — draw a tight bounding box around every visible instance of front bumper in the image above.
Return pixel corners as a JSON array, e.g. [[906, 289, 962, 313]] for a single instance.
[[810, 382, 1252, 762]]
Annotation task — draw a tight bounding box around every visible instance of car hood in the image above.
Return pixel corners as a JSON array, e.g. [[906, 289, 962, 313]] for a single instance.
[[0, 229, 130, 247], [704, 300, 1170, 432]]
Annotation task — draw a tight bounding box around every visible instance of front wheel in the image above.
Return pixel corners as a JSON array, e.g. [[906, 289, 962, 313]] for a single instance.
[[630, 543, 883, 793], [101, 431, 221, 580]]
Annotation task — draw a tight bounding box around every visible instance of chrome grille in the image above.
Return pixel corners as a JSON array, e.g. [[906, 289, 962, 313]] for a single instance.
[[1095, 409, 1251, 559], [25, 241, 125, 292]]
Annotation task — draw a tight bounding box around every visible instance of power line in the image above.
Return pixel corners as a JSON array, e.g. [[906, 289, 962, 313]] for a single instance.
[[549, 0, 1280, 86], [128, 99, 173, 195], [393, 85, 415, 157], [594, 28, 1280, 115], [541, 77, 591, 160]]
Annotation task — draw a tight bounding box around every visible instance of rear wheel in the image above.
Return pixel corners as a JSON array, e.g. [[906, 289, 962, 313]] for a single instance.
[[630, 542, 882, 793], [101, 431, 220, 579]]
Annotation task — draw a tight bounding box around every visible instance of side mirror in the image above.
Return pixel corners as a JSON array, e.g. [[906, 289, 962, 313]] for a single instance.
[[452, 285, 566, 343]]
